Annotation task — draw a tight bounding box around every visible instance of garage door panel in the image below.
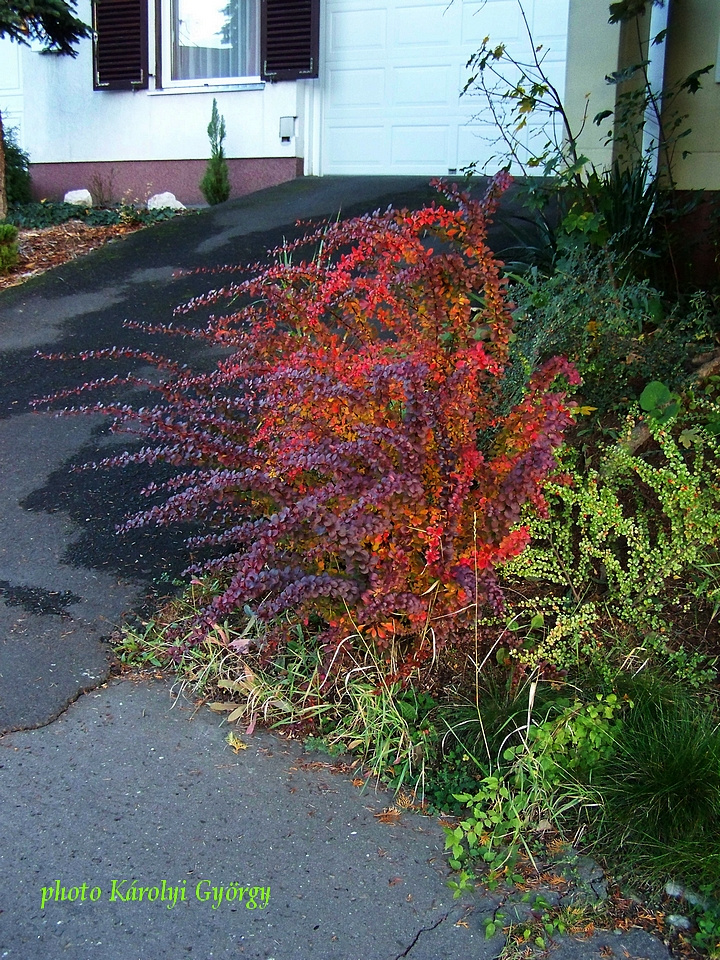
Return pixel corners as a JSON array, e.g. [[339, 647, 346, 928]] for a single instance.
[[391, 2, 459, 47], [457, 115, 564, 174], [390, 125, 449, 166], [325, 124, 387, 167], [328, 67, 386, 108], [461, 0, 523, 44], [328, 7, 387, 53], [530, 0, 572, 39], [532, 56, 568, 97], [457, 123, 504, 171], [392, 64, 453, 106]]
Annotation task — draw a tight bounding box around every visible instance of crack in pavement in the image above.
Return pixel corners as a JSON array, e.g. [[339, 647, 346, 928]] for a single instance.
[[393, 910, 450, 959]]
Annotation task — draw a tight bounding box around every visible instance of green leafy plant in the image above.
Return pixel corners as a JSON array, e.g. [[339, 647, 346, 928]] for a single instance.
[[499, 400, 720, 674], [5, 199, 185, 229], [444, 693, 621, 886], [687, 895, 720, 958], [199, 98, 230, 206], [0, 220, 19, 273], [639, 380, 682, 424]]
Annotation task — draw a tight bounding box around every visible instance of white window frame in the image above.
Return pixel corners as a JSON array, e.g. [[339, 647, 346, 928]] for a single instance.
[[156, 0, 262, 91]]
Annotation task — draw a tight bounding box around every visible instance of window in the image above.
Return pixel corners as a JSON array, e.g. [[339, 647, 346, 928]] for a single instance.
[[92, 0, 319, 92], [164, 0, 260, 85]]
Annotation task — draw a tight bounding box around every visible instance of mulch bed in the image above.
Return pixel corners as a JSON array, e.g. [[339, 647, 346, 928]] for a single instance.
[[0, 220, 146, 291]]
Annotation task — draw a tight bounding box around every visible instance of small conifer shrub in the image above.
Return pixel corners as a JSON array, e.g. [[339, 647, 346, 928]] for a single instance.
[[0, 222, 19, 273], [3, 126, 32, 206], [45, 177, 579, 667], [199, 98, 230, 205]]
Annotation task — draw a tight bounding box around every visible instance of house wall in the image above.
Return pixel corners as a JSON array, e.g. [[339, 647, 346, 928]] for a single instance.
[[28, 157, 303, 206], [7, 0, 306, 204], [663, 0, 720, 191], [563, 0, 619, 171], [0, 39, 24, 147]]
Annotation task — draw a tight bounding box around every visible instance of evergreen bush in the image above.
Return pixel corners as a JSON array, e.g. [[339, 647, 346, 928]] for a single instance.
[[0, 221, 19, 273], [199, 99, 230, 205], [3, 127, 32, 206]]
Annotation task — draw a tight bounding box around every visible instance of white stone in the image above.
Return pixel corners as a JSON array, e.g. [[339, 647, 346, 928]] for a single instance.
[[64, 189, 93, 206], [147, 192, 186, 211]]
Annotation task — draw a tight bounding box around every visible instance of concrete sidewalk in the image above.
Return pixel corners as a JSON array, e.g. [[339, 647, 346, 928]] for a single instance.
[[0, 177, 673, 959]]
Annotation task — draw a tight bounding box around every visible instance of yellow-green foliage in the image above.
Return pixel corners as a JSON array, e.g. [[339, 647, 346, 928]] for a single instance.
[[501, 403, 720, 671]]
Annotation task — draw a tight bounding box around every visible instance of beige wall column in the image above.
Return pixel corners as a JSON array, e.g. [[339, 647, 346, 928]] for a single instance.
[[563, 0, 622, 170], [664, 0, 720, 190]]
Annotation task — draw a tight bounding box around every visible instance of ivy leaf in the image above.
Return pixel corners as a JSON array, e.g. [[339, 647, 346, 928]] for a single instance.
[[679, 428, 699, 448], [608, 0, 652, 24], [681, 65, 713, 94], [639, 380, 672, 412]]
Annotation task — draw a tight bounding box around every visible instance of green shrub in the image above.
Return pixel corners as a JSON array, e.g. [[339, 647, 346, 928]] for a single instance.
[[0, 221, 19, 273], [508, 253, 718, 416], [199, 98, 230, 205], [3, 126, 31, 206], [498, 398, 720, 676]]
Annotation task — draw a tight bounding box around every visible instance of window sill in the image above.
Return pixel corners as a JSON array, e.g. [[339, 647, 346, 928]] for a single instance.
[[148, 81, 265, 96]]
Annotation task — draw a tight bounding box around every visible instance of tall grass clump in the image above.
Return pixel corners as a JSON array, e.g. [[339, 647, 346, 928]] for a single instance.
[[592, 680, 720, 893]]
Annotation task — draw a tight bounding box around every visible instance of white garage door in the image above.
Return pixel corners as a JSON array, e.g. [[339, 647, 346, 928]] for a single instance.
[[320, 0, 569, 176]]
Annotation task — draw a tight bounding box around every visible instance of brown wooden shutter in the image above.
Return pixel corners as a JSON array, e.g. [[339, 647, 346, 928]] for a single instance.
[[261, 0, 319, 81], [93, 0, 148, 90]]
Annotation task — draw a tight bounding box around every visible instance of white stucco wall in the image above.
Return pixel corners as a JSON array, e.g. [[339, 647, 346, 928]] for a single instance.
[[0, 38, 24, 145], [5, 0, 304, 166]]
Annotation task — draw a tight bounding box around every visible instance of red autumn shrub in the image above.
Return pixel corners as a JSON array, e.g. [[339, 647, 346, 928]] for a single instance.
[[47, 178, 579, 665]]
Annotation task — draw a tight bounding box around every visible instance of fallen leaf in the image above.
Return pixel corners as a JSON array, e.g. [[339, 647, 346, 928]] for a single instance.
[[226, 732, 247, 753], [209, 702, 242, 713]]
